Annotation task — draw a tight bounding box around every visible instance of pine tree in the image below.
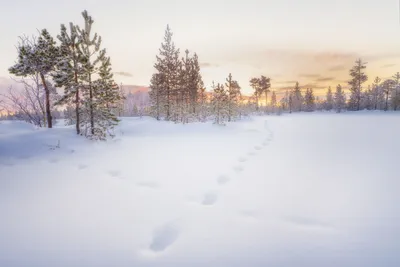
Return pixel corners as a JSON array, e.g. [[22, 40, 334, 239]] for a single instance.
[[9, 29, 60, 128], [391, 72, 400, 110], [249, 77, 261, 111], [270, 90, 277, 112], [149, 73, 164, 120], [371, 77, 383, 110], [325, 86, 333, 111], [152, 25, 181, 121], [260, 76, 271, 112], [212, 82, 228, 125], [292, 82, 303, 112], [91, 54, 122, 139], [334, 84, 346, 113], [225, 73, 241, 121], [189, 53, 203, 114], [348, 59, 368, 111], [381, 79, 395, 111], [304, 88, 315, 112], [54, 22, 83, 134], [197, 86, 208, 122]]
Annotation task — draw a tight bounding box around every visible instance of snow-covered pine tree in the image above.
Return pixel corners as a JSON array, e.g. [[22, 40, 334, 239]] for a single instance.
[[361, 85, 373, 110], [348, 59, 368, 111], [212, 82, 228, 125], [9, 29, 60, 128], [189, 53, 203, 115], [391, 72, 400, 110], [334, 84, 346, 113], [92, 54, 122, 139], [292, 82, 303, 112], [225, 73, 241, 122], [371, 77, 383, 110], [53, 22, 83, 133], [149, 73, 164, 120], [270, 90, 277, 113], [381, 79, 395, 111], [197, 86, 208, 122], [152, 25, 181, 121], [75, 10, 121, 140], [325, 86, 333, 111], [304, 88, 315, 112]]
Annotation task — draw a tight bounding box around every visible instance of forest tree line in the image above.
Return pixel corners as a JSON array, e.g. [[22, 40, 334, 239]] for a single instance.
[[2, 14, 400, 140]]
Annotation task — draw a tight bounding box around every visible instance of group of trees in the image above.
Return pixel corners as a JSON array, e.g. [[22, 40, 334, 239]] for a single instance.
[[276, 59, 400, 114], [1, 10, 123, 140], [149, 26, 205, 124], [3, 19, 400, 137]]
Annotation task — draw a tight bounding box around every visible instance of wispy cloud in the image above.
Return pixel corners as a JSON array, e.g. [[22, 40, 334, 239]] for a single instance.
[[315, 77, 335, 82], [200, 62, 219, 68], [114, 71, 133, 77], [328, 65, 347, 71], [299, 74, 321, 78], [381, 64, 396, 68], [274, 80, 298, 85]]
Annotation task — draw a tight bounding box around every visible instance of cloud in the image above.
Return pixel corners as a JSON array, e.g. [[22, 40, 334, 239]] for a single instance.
[[299, 74, 321, 78], [200, 62, 219, 68], [328, 65, 347, 71], [274, 80, 298, 85], [381, 64, 396, 68], [114, 71, 133, 77], [315, 77, 335, 82]]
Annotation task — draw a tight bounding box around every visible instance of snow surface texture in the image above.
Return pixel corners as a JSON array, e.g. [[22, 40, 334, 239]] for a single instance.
[[1, 112, 400, 267]]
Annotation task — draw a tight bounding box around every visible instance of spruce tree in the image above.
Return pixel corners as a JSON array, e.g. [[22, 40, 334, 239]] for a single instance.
[[149, 73, 163, 120], [371, 77, 382, 110], [348, 59, 368, 111], [292, 82, 303, 112], [225, 73, 241, 122], [152, 25, 181, 121], [271, 90, 277, 112], [325, 86, 333, 111], [382, 79, 395, 111], [91, 54, 122, 139], [391, 72, 400, 110], [304, 88, 315, 112], [9, 29, 60, 128], [334, 84, 346, 113], [212, 82, 228, 125]]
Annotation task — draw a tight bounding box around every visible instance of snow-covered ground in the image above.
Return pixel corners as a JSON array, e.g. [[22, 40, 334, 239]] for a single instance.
[[1, 112, 399, 267]]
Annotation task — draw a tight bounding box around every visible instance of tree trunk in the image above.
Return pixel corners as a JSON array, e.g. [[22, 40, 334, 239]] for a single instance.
[[89, 74, 94, 135], [40, 73, 52, 128], [74, 71, 80, 135]]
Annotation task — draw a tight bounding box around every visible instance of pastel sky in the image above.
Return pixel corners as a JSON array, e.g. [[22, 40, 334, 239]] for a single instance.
[[1, 0, 400, 96]]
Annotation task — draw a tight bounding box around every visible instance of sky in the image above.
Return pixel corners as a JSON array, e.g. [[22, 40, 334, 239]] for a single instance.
[[1, 0, 400, 96]]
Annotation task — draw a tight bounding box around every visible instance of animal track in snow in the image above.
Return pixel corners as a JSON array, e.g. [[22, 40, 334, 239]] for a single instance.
[[283, 216, 333, 230], [149, 223, 180, 252], [107, 170, 121, 177], [78, 164, 88, 170], [254, 146, 262, 151], [233, 165, 244, 173], [202, 192, 218, 206], [247, 151, 256, 156], [137, 181, 159, 189], [262, 142, 268, 146], [238, 156, 248, 162], [49, 158, 59, 163], [217, 175, 230, 185]]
